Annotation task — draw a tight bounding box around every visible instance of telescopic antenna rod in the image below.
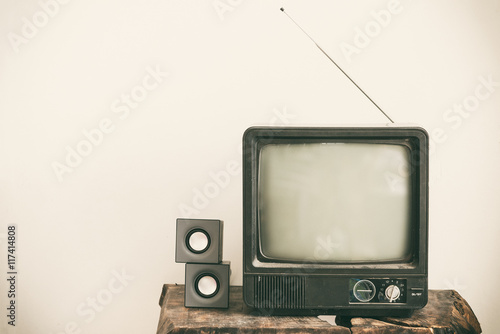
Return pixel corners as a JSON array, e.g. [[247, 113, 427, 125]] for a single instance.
[[280, 7, 395, 124]]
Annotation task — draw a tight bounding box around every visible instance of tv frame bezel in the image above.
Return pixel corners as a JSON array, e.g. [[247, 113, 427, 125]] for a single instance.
[[243, 126, 429, 277]]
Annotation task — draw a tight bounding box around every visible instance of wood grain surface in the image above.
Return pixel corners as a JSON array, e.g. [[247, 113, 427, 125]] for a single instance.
[[156, 285, 481, 334]]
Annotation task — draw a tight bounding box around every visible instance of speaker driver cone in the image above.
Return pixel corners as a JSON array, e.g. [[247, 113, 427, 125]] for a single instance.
[[195, 274, 219, 298], [186, 229, 211, 254]]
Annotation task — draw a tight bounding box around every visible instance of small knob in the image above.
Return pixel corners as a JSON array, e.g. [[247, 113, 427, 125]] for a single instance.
[[385, 285, 401, 302], [353, 280, 376, 302]]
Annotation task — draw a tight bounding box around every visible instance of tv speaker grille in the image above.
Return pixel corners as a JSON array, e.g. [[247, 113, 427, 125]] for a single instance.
[[254, 276, 306, 309]]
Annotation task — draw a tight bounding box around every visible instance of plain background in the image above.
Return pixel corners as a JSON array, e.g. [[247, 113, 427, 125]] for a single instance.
[[1, 0, 499, 333]]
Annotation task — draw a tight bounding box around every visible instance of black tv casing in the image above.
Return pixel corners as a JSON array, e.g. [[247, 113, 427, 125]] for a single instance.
[[242, 126, 429, 316]]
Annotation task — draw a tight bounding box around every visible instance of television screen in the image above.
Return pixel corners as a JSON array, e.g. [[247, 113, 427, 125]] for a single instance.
[[258, 143, 411, 263]]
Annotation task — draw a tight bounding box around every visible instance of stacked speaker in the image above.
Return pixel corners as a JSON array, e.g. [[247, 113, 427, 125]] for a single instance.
[[175, 218, 230, 308]]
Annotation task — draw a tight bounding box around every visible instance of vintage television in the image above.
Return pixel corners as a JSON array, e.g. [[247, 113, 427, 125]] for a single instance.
[[242, 126, 429, 316]]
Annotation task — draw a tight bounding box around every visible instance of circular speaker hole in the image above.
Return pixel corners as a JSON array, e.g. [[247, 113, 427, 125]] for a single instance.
[[195, 274, 219, 298], [186, 229, 210, 253]]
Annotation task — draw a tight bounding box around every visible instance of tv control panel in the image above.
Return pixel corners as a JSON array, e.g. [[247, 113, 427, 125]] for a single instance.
[[349, 278, 407, 304]]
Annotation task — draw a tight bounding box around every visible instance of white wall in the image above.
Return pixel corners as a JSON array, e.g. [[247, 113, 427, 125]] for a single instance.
[[0, 0, 498, 333]]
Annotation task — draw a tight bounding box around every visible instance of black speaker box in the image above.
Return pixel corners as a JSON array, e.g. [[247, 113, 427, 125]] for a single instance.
[[175, 218, 223, 264], [184, 261, 230, 308]]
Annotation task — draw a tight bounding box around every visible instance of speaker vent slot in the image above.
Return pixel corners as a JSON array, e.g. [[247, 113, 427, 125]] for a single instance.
[[254, 276, 306, 309]]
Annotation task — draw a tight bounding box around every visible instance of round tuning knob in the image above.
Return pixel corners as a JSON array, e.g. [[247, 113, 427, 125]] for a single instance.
[[385, 285, 401, 302], [353, 280, 376, 302]]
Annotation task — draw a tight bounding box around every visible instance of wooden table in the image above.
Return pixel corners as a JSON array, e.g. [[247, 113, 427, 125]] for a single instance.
[[156, 284, 481, 333]]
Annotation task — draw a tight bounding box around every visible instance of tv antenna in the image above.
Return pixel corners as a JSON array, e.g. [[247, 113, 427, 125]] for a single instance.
[[280, 7, 395, 124]]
